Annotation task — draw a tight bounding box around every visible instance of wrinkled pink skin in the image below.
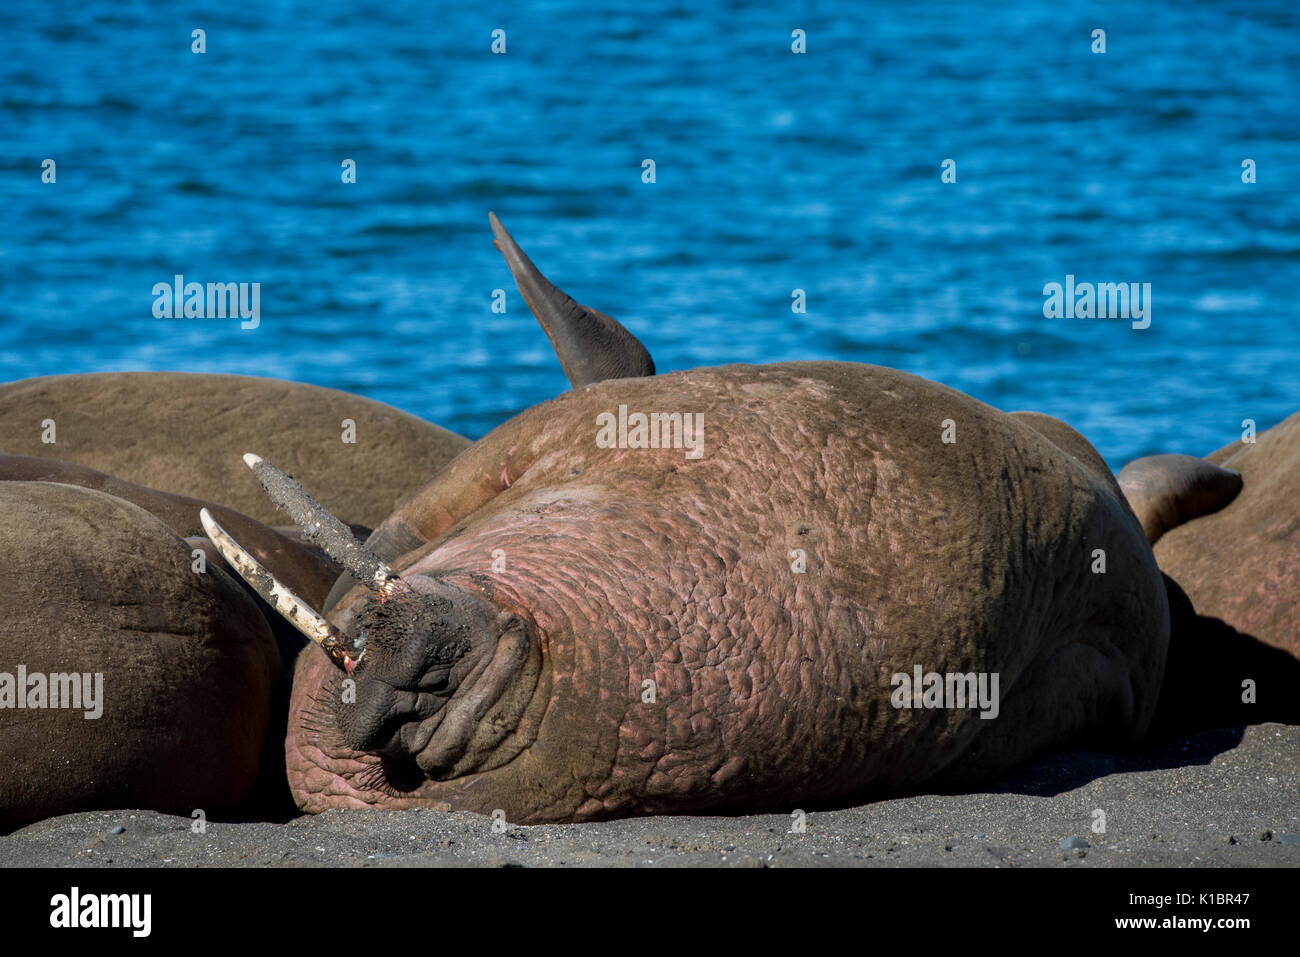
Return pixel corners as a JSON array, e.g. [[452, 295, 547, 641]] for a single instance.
[[287, 363, 1167, 823]]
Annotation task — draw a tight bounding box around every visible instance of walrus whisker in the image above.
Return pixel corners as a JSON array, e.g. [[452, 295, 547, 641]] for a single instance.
[[241, 452, 400, 596], [198, 507, 357, 673]]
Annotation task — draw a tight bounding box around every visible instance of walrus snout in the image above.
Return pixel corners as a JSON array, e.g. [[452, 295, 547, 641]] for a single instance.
[[337, 676, 459, 760], [335, 587, 475, 754], [328, 578, 544, 777]]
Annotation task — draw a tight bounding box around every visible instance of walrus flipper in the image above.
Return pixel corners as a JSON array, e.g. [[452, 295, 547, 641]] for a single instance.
[[489, 211, 654, 387], [1116, 453, 1242, 545]]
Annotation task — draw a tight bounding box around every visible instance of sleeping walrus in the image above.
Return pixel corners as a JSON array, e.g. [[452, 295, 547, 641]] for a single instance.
[[230, 216, 1296, 822], [1, 214, 1294, 827]]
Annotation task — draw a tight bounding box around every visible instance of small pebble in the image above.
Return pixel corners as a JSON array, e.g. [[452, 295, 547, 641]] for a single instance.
[[1060, 836, 1090, 850], [1259, 829, 1273, 842], [110, 826, 125, 835]]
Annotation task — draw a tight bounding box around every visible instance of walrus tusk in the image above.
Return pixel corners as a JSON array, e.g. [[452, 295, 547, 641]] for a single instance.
[[198, 507, 358, 673], [241, 453, 400, 596]]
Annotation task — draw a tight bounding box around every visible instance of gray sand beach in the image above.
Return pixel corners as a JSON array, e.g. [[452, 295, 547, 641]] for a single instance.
[[4, 723, 1296, 868]]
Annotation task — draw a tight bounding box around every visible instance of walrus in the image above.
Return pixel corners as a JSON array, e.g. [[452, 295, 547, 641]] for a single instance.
[[0, 482, 284, 825], [0, 372, 469, 528], [0, 457, 362, 826], [0, 454, 342, 608], [186, 214, 1294, 825], [1118, 412, 1300, 659], [5, 214, 1293, 828]]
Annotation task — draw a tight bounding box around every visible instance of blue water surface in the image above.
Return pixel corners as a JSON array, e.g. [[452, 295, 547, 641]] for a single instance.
[[1, 1, 1296, 466]]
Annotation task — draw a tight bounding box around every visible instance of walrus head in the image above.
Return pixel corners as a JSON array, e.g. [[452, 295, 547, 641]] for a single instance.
[[201, 454, 542, 780], [201, 212, 651, 795]]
